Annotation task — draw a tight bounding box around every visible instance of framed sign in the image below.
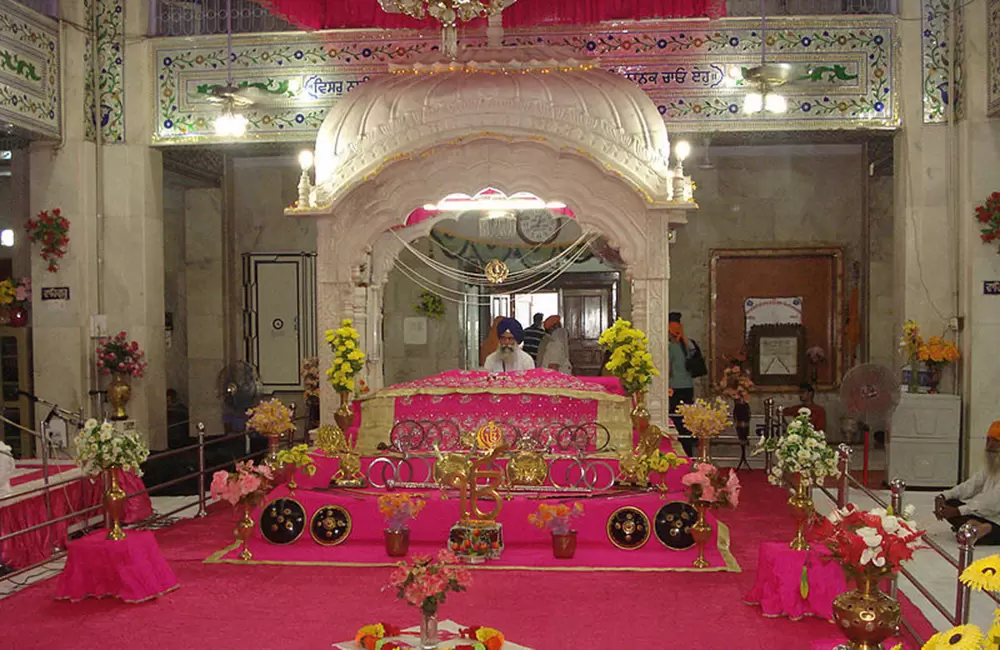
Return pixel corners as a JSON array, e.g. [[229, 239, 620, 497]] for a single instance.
[[748, 324, 806, 386]]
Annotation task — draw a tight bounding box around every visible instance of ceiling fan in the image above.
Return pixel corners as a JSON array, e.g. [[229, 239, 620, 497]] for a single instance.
[[740, 0, 791, 114], [204, 0, 262, 135]]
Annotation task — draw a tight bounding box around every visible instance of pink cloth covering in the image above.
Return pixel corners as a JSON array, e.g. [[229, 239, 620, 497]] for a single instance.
[[744, 541, 848, 621], [0, 470, 152, 569], [56, 530, 178, 603], [383, 369, 620, 396], [577, 376, 626, 396], [11, 464, 76, 487], [811, 638, 915, 650], [221, 485, 735, 571]]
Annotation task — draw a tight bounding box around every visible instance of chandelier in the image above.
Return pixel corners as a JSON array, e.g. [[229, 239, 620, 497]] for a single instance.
[[377, 0, 511, 56], [479, 210, 517, 239]]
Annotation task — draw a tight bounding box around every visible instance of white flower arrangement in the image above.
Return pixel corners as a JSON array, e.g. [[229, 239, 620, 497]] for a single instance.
[[73, 418, 149, 476], [754, 407, 840, 487]]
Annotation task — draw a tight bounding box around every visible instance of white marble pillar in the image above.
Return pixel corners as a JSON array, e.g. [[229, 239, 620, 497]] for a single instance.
[[956, 2, 1000, 476], [630, 208, 672, 426], [185, 189, 224, 435]]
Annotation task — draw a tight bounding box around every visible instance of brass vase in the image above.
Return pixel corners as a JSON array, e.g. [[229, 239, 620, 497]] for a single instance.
[[691, 502, 712, 568], [551, 530, 578, 559], [832, 569, 901, 650], [788, 476, 813, 551], [630, 392, 651, 434], [334, 391, 354, 432], [384, 528, 410, 557], [697, 435, 711, 464], [107, 373, 131, 421], [236, 502, 255, 561], [102, 465, 127, 541]]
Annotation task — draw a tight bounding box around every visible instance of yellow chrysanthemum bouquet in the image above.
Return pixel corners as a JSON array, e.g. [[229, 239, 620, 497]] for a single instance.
[[677, 397, 732, 461], [598, 318, 659, 395], [921, 554, 1000, 649], [325, 318, 366, 393]]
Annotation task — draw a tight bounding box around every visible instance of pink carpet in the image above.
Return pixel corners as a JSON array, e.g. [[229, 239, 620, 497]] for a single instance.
[[0, 472, 938, 650], [209, 486, 738, 571]]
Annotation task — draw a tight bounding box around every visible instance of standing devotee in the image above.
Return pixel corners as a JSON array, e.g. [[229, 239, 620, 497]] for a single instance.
[[669, 318, 695, 456], [538, 315, 572, 374], [479, 316, 505, 367], [483, 318, 535, 372], [522, 313, 546, 362], [935, 422, 1000, 544]]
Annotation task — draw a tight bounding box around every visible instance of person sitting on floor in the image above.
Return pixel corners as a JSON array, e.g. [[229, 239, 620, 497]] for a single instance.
[[483, 318, 535, 373], [935, 421, 1000, 544]]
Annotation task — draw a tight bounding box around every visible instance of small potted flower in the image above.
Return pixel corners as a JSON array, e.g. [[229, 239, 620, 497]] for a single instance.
[[275, 443, 317, 491], [377, 492, 426, 557], [528, 502, 584, 559], [210, 460, 274, 561], [388, 549, 471, 648], [916, 335, 960, 393]]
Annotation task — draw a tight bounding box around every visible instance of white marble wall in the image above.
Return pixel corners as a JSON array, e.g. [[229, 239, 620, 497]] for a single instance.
[[163, 175, 188, 402], [673, 145, 884, 437]]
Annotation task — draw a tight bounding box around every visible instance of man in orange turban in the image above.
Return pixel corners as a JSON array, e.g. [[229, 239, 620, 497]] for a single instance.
[[935, 421, 1000, 545]]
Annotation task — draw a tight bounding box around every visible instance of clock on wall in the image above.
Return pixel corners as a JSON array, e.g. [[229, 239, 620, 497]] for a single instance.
[[516, 210, 562, 245]]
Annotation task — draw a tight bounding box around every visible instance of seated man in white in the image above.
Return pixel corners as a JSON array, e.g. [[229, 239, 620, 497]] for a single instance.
[[483, 317, 535, 373]]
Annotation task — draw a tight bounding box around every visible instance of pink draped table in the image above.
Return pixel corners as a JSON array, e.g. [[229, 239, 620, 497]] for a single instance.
[[744, 541, 848, 621], [55, 530, 178, 603], [1, 463, 153, 570], [355, 369, 632, 454]]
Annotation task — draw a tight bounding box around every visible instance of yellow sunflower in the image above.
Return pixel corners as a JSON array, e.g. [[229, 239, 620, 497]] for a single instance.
[[922, 625, 986, 650], [961, 555, 1000, 592]]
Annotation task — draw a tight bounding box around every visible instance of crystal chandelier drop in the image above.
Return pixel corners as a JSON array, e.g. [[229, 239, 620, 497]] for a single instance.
[[378, 0, 512, 56], [479, 210, 517, 240]]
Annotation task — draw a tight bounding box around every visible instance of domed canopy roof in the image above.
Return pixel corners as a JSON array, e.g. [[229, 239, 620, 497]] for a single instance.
[[313, 45, 672, 207]]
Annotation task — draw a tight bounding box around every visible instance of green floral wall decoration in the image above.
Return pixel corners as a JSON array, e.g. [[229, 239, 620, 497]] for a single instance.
[[414, 290, 445, 320]]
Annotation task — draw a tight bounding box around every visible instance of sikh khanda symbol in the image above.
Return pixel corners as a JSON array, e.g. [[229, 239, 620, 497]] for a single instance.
[[445, 422, 509, 524]]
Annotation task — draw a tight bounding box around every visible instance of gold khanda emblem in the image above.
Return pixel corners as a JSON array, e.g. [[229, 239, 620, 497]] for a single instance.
[[484, 259, 509, 284], [444, 422, 509, 525]]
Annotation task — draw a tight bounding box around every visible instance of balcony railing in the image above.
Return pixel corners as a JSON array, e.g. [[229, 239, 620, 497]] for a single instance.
[[151, 0, 897, 37]]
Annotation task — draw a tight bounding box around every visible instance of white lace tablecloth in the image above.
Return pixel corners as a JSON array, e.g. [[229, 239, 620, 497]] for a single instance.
[[333, 620, 533, 649]]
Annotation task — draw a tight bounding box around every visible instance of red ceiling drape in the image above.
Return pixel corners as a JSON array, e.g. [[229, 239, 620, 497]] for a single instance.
[[253, 0, 725, 31]]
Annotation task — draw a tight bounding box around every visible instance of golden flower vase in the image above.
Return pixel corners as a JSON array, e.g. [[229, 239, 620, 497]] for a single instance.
[[102, 466, 127, 541], [107, 374, 132, 421], [384, 528, 410, 557], [334, 391, 354, 433], [630, 391, 651, 435], [696, 435, 712, 464], [236, 502, 255, 561], [832, 569, 901, 650], [788, 478, 813, 551], [691, 502, 712, 568]]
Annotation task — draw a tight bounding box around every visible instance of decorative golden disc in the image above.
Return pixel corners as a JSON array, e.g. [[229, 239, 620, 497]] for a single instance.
[[484, 259, 509, 284], [476, 421, 504, 450]]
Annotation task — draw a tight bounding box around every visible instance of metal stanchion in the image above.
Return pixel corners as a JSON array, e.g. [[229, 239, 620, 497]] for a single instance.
[[888, 478, 906, 599], [196, 423, 207, 518], [836, 444, 853, 509], [763, 398, 775, 474], [956, 523, 977, 625]]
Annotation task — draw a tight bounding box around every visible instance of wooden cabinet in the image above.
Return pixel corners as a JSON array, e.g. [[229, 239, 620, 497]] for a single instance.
[[0, 327, 32, 458]]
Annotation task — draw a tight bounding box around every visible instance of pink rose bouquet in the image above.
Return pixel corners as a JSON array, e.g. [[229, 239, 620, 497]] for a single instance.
[[682, 462, 740, 509], [388, 549, 471, 617], [96, 331, 147, 378], [210, 460, 274, 507]]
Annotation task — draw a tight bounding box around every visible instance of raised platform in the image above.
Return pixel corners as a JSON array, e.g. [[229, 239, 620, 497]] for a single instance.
[[206, 483, 740, 573]]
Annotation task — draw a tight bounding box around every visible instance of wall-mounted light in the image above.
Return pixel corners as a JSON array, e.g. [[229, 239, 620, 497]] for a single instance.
[[1, 229, 15, 247], [298, 150, 314, 208]]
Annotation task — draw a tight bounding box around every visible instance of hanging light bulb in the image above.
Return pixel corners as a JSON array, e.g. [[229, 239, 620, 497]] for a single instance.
[[743, 91, 764, 114], [765, 92, 787, 114], [215, 106, 248, 137]]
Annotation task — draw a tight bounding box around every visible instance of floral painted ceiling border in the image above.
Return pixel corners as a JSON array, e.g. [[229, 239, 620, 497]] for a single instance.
[[922, 0, 952, 124], [0, 0, 60, 140], [96, 0, 125, 143], [153, 17, 896, 145]]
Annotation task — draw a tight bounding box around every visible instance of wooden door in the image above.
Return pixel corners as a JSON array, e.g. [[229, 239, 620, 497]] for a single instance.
[[563, 288, 610, 376]]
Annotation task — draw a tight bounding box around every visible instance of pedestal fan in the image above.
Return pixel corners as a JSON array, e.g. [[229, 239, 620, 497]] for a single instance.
[[840, 364, 901, 487]]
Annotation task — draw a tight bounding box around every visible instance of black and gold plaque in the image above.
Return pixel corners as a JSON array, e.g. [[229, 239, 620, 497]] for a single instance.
[[606, 506, 650, 550], [653, 501, 698, 551], [259, 497, 306, 545], [309, 504, 352, 546]]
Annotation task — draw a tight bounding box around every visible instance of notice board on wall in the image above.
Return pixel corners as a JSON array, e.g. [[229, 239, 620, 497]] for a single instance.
[[708, 248, 845, 392]]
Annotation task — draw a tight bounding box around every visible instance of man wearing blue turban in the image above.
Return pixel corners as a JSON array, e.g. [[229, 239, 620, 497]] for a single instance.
[[483, 317, 535, 373]]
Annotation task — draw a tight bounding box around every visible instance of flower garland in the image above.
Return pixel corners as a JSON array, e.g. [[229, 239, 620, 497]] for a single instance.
[[354, 623, 504, 650], [25, 208, 69, 272], [73, 418, 150, 476], [754, 408, 840, 487], [96, 331, 147, 378], [598, 318, 659, 394], [676, 397, 733, 439], [528, 502, 584, 536], [976, 191, 1000, 250], [325, 318, 366, 392], [246, 398, 296, 437], [414, 290, 445, 320]]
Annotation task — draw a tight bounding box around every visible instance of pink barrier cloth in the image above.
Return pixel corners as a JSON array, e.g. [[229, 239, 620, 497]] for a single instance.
[[0, 470, 153, 570], [55, 530, 178, 603], [811, 638, 915, 650], [744, 541, 848, 621], [215, 485, 737, 571], [577, 376, 626, 396], [11, 464, 76, 487]]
